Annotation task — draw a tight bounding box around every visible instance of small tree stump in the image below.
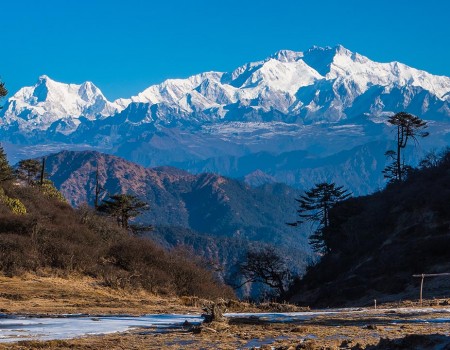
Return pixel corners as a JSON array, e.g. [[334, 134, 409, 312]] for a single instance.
[[202, 300, 228, 323]]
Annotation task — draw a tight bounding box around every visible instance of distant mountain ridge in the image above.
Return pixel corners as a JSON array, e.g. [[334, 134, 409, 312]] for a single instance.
[[45, 150, 306, 245], [1, 45, 450, 195], [45, 150, 309, 292]]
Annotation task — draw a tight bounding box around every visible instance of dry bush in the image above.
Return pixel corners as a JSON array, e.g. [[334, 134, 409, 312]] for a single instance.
[[168, 247, 235, 299], [0, 234, 36, 275], [0, 182, 234, 299]]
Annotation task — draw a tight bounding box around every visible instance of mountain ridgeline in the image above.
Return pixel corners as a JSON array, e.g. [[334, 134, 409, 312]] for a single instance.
[[2, 45, 449, 195]]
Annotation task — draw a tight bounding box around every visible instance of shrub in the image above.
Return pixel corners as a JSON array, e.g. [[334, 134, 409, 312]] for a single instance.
[[0, 187, 27, 215], [39, 181, 66, 202], [0, 182, 235, 299]]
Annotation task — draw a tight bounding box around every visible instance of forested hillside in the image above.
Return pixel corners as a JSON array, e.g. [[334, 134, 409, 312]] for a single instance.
[[290, 149, 450, 306]]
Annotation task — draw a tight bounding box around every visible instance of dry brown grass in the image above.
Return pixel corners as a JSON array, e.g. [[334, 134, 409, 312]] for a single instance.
[[0, 274, 199, 315]]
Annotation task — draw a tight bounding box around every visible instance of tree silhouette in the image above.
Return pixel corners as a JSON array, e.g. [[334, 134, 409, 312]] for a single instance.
[[238, 246, 292, 300], [98, 193, 149, 230], [383, 112, 428, 182], [0, 144, 13, 183], [288, 182, 350, 253]]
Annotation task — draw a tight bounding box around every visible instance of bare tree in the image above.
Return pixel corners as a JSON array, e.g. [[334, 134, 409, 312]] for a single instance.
[[238, 246, 292, 300], [94, 163, 106, 209]]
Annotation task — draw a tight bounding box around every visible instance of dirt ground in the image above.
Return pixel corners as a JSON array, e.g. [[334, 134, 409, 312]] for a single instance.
[[1, 275, 449, 349]]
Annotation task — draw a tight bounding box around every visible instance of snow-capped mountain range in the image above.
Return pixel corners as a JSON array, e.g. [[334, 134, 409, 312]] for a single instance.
[[1, 45, 449, 194], [113, 45, 449, 123], [0, 75, 121, 136]]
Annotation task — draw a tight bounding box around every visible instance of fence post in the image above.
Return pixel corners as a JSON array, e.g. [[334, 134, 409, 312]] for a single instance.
[[420, 274, 424, 306], [412, 273, 450, 307]]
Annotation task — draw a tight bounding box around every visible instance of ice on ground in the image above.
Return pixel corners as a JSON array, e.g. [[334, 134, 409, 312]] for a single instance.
[[1, 307, 449, 343], [225, 307, 450, 322], [0, 314, 202, 343]]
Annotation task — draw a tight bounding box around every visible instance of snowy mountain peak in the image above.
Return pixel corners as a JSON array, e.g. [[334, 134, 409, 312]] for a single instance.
[[0, 76, 123, 134], [271, 49, 304, 63], [38, 74, 50, 81], [73, 45, 450, 127]]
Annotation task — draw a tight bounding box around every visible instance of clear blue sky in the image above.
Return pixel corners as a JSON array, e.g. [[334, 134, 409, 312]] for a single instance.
[[2, 0, 449, 100]]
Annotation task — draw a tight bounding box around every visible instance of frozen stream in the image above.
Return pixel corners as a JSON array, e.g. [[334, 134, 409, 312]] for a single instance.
[[0, 314, 203, 343], [0, 307, 449, 343]]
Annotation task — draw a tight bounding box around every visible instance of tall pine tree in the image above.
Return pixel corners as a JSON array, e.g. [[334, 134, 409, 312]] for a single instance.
[[16, 159, 41, 184], [288, 182, 351, 253], [0, 144, 13, 183], [383, 112, 428, 182]]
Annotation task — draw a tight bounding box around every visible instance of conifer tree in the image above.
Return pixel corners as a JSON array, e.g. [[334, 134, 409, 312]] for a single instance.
[[288, 182, 350, 253], [383, 112, 429, 182], [16, 159, 41, 184], [0, 144, 13, 183], [98, 193, 149, 230]]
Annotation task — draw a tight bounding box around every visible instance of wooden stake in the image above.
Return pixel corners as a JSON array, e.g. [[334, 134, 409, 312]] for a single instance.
[[420, 274, 424, 306], [412, 272, 450, 306]]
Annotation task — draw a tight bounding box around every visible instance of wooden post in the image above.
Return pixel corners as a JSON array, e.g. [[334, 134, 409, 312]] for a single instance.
[[420, 274, 424, 306], [413, 273, 450, 307]]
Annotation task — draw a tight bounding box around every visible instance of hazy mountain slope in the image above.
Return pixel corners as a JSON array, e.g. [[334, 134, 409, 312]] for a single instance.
[[290, 154, 450, 307], [45, 150, 310, 287], [46, 151, 303, 240]]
